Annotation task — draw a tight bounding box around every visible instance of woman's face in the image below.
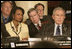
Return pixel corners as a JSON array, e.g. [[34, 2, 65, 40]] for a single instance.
[[13, 9, 23, 22]]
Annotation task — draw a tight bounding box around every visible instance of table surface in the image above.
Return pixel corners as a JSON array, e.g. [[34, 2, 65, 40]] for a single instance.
[[1, 38, 71, 48]]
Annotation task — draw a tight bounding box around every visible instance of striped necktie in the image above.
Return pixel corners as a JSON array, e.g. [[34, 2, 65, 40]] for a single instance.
[[56, 25, 60, 36]]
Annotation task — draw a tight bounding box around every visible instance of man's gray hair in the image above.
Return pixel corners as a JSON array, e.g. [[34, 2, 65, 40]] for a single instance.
[[52, 7, 65, 15]]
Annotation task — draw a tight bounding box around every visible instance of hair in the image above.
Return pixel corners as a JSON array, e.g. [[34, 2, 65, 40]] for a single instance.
[[27, 8, 37, 18], [34, 3, 45, 10], [52, 7, 65, 16], [1, 1, 16, 8], [31, 41, 59, 48], [10, 6, 24, 22], [11, 7, 24, 16]]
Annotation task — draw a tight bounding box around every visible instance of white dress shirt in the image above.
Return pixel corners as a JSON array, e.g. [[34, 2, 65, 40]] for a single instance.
[[34, 20, 41, 30], [54, 23, 62, 36]]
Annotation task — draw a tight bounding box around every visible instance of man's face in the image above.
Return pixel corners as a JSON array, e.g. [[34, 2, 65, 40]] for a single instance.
[[36, 5, 44, 18], [13, 9, 23, 22], [1, 2, 12, 16], [29, 10, 40, 24], [52, 10, 65, 25]]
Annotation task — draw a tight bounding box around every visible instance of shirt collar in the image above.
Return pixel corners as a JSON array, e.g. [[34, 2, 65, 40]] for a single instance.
[[55, 23, 62, 27], [11, 21, 21, 33], [11, 21, 20, 27], [34, 20, 41, 26], [3, 16, 9, 20]]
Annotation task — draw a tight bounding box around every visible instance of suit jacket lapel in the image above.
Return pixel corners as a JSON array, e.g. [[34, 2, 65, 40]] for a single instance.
[[62, 24, 68, 36], [31, 23, 39, 32], [47, 23, 54, 36], [51, 24, 55, 36]]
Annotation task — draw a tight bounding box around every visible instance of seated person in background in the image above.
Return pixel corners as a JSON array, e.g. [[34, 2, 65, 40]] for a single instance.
[[2, 7, 29, 41], [34, 3, 52, 24], [1, 23, 10, 38], [27, 8, 45, 38], [41, 7, 71, 40], [31, 41, 59, 48], [1, 1, 16, 41], [25, 3, 52, 25], [1, 1, 16, 24]]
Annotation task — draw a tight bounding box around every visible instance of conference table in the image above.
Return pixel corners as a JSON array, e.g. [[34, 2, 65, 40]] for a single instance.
[[1, 38, 71, 48]]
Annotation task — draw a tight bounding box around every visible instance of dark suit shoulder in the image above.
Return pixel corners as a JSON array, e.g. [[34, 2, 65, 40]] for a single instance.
[[28, 22, 39, 37], [62, 23, 71, 36], [1, 23, 10, 38], [41, 16, 53, 24]]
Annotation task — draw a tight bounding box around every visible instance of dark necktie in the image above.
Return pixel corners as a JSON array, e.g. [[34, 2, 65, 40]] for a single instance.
[[56, 25, 60, 36], [37, 24, 41, 30], [5, 18, 7, 23]]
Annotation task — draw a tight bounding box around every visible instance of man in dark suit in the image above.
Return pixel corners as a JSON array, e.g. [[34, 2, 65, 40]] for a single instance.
[[1, 1, 16, 42], [25, 3, 52, 25], [27, 8, 45, 38], [41, 7, 71, 40], [1, 1, 16, 24], [1, 23, 10, 42], [34, 3, 52, 24]]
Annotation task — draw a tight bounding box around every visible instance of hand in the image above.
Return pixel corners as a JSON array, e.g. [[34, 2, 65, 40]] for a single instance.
[[22, 38, 28, 41]]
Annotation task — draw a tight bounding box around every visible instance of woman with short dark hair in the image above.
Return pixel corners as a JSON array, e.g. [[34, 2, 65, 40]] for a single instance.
[[5, 7, 29, 41]]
